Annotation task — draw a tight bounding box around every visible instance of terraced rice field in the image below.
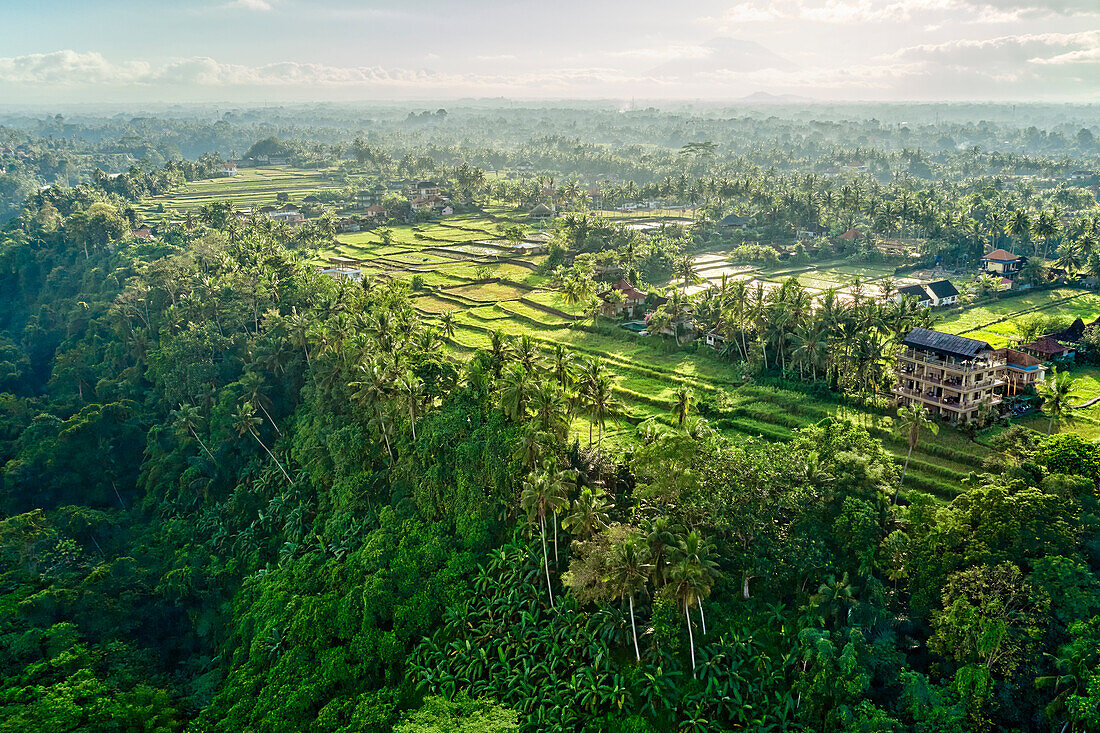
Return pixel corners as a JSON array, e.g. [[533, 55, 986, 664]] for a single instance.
[[136, 166, 344, 219], [138, 169, 1006, 501]]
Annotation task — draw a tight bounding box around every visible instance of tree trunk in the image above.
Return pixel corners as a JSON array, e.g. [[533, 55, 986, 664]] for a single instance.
[[697, 596, 707, 635], [685, 601, 696, 673], [409, 403, 416, 441], [377, 407, 392, 459], [252, 430, 292, 483], [896, 442, 915, 503], [541, 515, 554, 608], [1048, 414, 1055, 435], [190, 427, 219, 466], [742, 571, 752, 600], [629, 594, 641, 662], [258, 401, 281, 435], [553, 512, 559, 564]]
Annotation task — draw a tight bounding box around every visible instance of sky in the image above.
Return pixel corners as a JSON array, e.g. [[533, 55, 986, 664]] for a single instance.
[[0, 0, 1097, 104]]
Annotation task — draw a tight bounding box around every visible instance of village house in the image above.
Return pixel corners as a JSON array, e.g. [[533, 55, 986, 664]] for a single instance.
[[528, 203, 554, 221], [718, 213, 750, 230], [994, 348, 1048, 396], [512, 242, 545, 256], [408, 181, 441, 199], [221, 162, 238, 176], [980, 248, 1025, 278], [338, 218, 361, 233], [839, 228, 864, 241], [131, 225, 154, 240], [705, 326, 727, 349], [925, 280, 960, 306], [896, 284, 932, 307], [597, 279, 648, 319], [895, 328, 1005, 424], [320, 266, 362, 282], [1019, 336, 1075, 362], [266, 206, 305, 225], [364, 204, 387, 219]]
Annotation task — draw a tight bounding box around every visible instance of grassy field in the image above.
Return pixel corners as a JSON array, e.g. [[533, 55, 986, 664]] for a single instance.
[[140, 168, 1085, 501], [936, 288, 1100, 347], [136, 166, 346, 220]]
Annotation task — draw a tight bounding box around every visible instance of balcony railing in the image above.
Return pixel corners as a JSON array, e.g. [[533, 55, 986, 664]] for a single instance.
[[898, 349, 1006, 373]]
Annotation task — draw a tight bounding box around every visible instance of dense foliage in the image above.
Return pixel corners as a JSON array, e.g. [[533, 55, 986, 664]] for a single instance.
[[1, 108, 1099, 731]]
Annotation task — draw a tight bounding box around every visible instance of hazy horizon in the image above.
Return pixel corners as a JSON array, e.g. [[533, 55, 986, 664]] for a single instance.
[[3, 0, 1098, 104]]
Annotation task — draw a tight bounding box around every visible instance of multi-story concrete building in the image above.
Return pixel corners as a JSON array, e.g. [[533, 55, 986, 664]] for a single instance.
[[895, 328, 1005, 423]]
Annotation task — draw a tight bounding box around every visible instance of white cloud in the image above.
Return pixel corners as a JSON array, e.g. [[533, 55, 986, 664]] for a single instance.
[[474, 54, 517, 61], [0, 45, 1095, 101], [228, 0, 273, 10], [610, 45, 714, 61], [711, 0, 1097, 25]]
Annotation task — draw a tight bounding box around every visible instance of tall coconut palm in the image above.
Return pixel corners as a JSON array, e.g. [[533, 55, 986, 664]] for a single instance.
[[672, 386, 692, 428], [232, 401, 292, 482], [894, 403, 938, 502], [1036, 367, 1078, 435], [672, 530, 719, 634], [498, 362, 531, 422], [521, 471, 565, 608], [551, 344, 575, 389], [608, 534, 652, 662], [1005, 208, 1031, 254], [585, 374, 619, 449], [529, 379, 570, 442], [438, 311, 456, 339], [515, 334, 541, 372], [562, 486, 610, 540], [396, 370, 423, 441], [171, 403, 218, 465]]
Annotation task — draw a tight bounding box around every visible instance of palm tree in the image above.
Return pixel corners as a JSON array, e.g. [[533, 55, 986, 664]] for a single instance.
[[585, 375, 619, 449], [487, 330, 514, 377], [894, 403, 938, 502], [171, 403, 218, 465], [349, 358, 394, 459], [672, 530, 719, 634], [232, 402, 292, 482], [551, 344, 575, 389], [521, 472, 561, 608], [240, 371, 280, 435], [608, 534, 652, 662], [672, 386, 692, 428], [515, 334, 541, 372], [669, 558, 703, 673], [530, 379, 570, 443], [396, 370, 423, 441], [562, 486, 610, 540], [545, 467, 573, 564], [1005, 208, 1031, 254], [1056, 242, 1084, 279], [1036, 367, 1078, 435], [675, 254, 699, 291], [498, 362, 531, 422], [438, 311, 456, 339]]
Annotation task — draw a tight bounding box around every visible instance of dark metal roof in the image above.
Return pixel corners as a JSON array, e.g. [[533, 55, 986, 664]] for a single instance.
[[719, 213, 750, 226], [897, 284, 930, 300], [926, 280, 959, 299], [902, 327, 992, 359]]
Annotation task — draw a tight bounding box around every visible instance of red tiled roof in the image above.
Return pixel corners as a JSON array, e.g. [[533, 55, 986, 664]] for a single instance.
[[1021, 336, 1071, 356], [599, 278, 647, 302], [994, 348, 1043, 368], [839, 228, 863, 240], [982, 248, 1020, 262]]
